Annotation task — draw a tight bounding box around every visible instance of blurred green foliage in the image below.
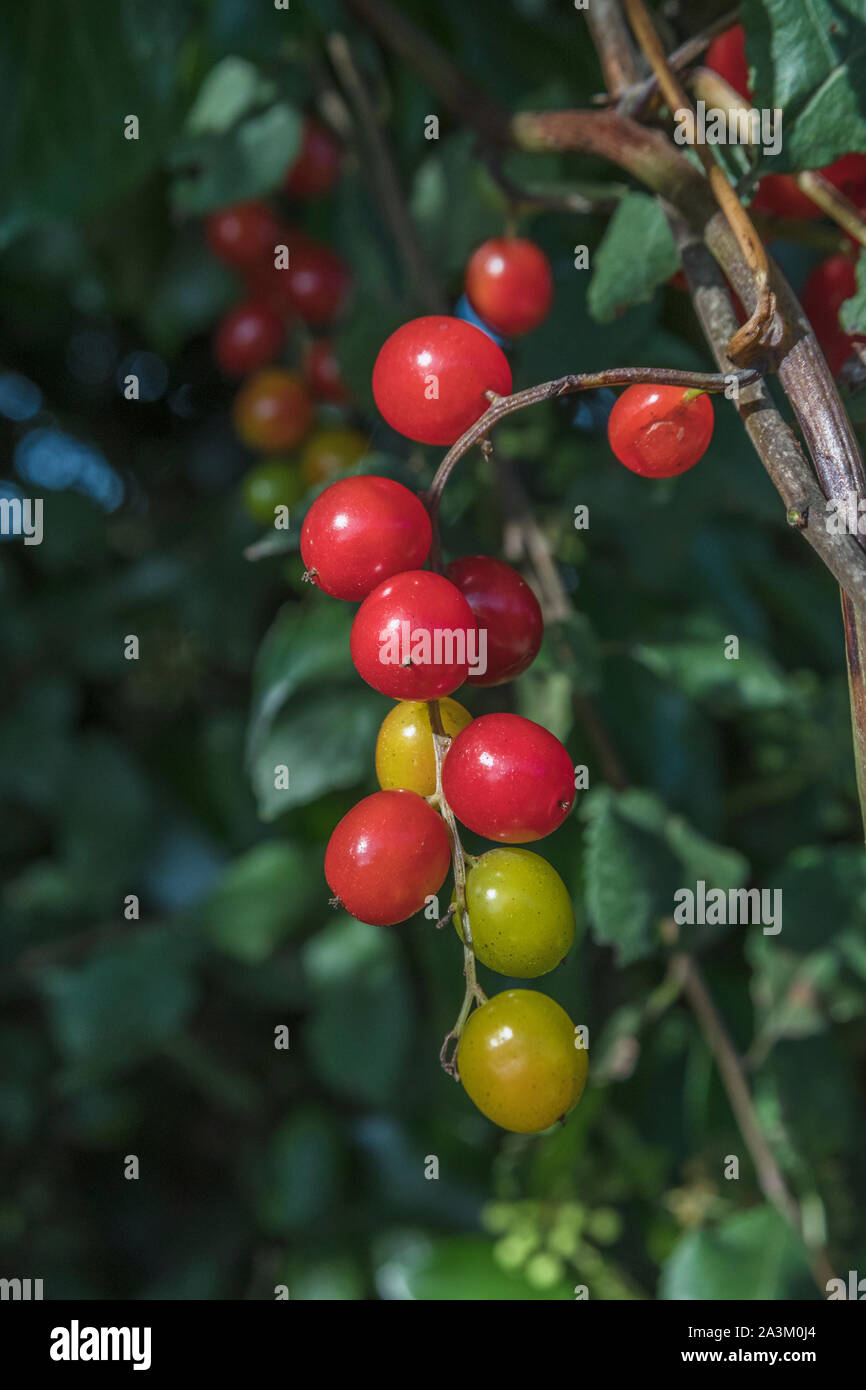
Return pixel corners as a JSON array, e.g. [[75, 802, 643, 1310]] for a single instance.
[[1, 0, 865, 1301]]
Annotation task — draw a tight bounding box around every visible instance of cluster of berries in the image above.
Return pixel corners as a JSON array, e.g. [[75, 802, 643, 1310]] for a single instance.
[[204, 116, 368, 521], [290, 220, 727, 1129], [705, 23, 866, 374]]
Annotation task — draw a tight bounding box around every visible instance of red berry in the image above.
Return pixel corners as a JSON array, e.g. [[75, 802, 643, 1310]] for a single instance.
[[324, 789, 451, 926], [705, 24, 750, 100], [214, 301, 286, 377], [350, 570, 478, 700], [283, 240, 350, 325], [304, 339, 349, 402], [751, 174, 823, 221], [445, 555, 543, 687], [373, 316, 512, 446], [301, 476, 433, 601], [233, 369, 313, 451], [284, 118, 342, 199], [464, 237, 553, 337], [442, 712, 574, 844], [820, 153, 866, 197], [607, 384, 714, 477], [801, 255, 864, 375], [205, 201, 280, 268]]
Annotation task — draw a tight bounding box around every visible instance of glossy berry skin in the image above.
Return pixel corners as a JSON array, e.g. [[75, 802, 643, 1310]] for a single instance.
[[284, 118, 342, 198], [457, 990, 588, 1133], [373, 316, 512, 446], [300, 427, 368, 485], [233, 369, 313, 451], [206, 201, 280, 268], [607, 384, 714, 477], [214, 301, 286, 377], [241, 459, 304, 526], [301, 476, 432, 601], [704, 24, 750, 99], [324, 789, 450, 927], [454, 293, 507, 347], [304, 339, 349, 402], [465, 238, 554, 337], [286, 241, 350, 325], [456, 849, 575, 978], [442, 712, 574, 844], [375, 697, 473, 796], [351, 570, 478, 700], [801, 255, 864, 375], [446, 555, 543, 687]]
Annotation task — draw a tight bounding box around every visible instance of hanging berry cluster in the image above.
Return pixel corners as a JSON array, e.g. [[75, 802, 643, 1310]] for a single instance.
[[298, 234, 722, 1133]]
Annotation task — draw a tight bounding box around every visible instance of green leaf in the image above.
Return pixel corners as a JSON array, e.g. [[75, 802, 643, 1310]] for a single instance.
[[743, 0, 866, 172], [582, 789, 675, 964], [37, 930, 199, 1076], [537, 613, 601, 696], [588, 194, 679, 323], [301, 917, 413, 1108], [631, 631, 795, 714], [747, 936, 840, 1046], [659, 1206, 813, 1300], [841, 247, 866, 335], [410, 132, 505, 278], [249, 687, 383, 821], [247, 599, 358, 756], [185, 58, 276, 136], [253, 1109, 343, 1235], [170, 102, 303, 214], [0, 0, 189, 234], [201, 841, 321, 962]]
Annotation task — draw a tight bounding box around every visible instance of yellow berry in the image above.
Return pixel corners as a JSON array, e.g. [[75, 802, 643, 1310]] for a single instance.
[[457, 989, 587, 1134], [456, 848, 575, 977], [375, 698, 472, 796]]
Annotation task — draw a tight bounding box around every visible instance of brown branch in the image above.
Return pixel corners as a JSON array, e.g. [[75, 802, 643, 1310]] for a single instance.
[[617, 10, 740, 117], [425, 364, 759, 527], [670, 212, 866, 613], [623, 0, 776, 366], [674, 952, 837, 1292], [585, 0, 643, 99]]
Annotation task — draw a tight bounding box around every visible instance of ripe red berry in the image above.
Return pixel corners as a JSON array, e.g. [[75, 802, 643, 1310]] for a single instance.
[[324, 789, 451, 926], [801, 255, 864, 375], [607, 384, 714, 477], [301, 476, 432, 600], [350, 570, 478, 700], [705, 24, 750, 100], [445, 555, 543, 687], [205, 201, 280, 268], [233, 369, 313, 451], [464, 237, 554, 337], [442, 712, 574, 843], [284, 118, 342, 199], [284, 241, 350, 325], [304, 339, 349, 403], [373, 316, 512, 446], [213, 301, 286, 377]]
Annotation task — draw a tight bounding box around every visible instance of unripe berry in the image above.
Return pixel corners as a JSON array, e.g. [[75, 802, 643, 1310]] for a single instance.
[[457, 848, 575, 978], [457, 990, 588, 1133], [375, 697, 473, 796]]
